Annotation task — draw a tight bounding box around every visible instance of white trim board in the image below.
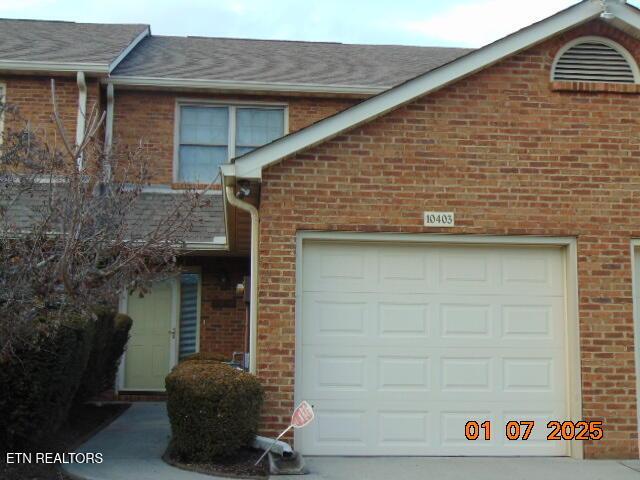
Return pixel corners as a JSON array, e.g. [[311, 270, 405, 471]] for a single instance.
[[629, 240, 640, 445], [108, 27, 151, 73], [107, 75, 386, 96], [230, 0, 634, 180], [293, 232, 583, 458], [0, 60, 109, 74]]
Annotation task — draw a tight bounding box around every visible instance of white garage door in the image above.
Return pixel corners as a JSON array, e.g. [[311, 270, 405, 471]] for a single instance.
[[296, 241, 568, 456]]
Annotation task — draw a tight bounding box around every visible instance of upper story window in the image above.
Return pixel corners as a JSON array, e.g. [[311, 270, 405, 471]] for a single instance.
[[551, 36, 640, 84], [176, 103, 286, 183]]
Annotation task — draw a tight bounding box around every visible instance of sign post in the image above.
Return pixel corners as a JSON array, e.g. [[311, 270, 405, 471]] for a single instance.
[[255, 401, 314, 465]]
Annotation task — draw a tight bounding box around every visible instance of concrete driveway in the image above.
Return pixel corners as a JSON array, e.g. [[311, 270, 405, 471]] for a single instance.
[[291, 456, 640, 480], [64, 402, 640, 480]]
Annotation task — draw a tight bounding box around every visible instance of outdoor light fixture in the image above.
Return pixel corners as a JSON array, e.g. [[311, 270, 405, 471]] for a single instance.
[[237, 181, 251, 198]]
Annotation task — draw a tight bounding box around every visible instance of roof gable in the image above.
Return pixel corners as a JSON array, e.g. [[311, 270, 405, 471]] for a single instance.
[[0, 19, 150, 74], [110, 36, 471, 94], [227, 0, 639, 181]]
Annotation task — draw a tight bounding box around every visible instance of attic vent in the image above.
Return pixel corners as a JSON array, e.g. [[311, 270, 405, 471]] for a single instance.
[[552, 37, 639, 84]]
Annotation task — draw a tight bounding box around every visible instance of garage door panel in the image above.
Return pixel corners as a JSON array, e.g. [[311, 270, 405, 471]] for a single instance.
[[301, 295, 371, 340], [498, 410, 561, 446], [311, 406, 369, 450], [378, 302, 431, 338], [378, 410, 431, 447], [301, 346, 565, 404], [377, 355, 431, 392], [303, 243, 564, 296], [302, 243, 378, 293], [297, 241, 568, 456], [302, 294, 564, 349], [297, 402, 567, 456], [499, 249, 564, 293]]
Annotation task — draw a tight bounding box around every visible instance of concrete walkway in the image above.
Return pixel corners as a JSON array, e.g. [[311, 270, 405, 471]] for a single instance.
[[63, 402, 218, 480], [64, 402, 640, 480], [289, 457, 640, 480]]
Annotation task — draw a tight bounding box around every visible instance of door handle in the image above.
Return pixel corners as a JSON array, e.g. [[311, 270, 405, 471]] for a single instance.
[[168, 328, 176, 339]]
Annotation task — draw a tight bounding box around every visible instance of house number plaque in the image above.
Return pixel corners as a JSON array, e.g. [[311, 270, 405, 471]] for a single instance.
[[424, 211, 455, 227]]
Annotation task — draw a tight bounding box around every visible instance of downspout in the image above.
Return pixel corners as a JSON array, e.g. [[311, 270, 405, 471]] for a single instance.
[[75, 71, 87, 169], [225, 185, 259, 374], [103, 83, 115, 180]]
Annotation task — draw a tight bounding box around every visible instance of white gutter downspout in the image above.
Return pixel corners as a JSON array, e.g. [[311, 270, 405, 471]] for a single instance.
[[225, 185, 259, 374], [75, 71, 87, 170], [104, 83, 115, 180]]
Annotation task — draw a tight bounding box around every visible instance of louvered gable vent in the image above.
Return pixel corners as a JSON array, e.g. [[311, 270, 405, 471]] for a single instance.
[[553, 38, 638, 84]]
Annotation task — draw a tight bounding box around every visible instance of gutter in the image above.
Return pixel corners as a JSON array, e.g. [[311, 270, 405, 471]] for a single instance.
[[253, 435, 293, 457], [75, 71, 87, 169], [106, 76, 387, 97], [104, 83, 115, 179], [0, 60, 109, 74], [224, 183, 259, 375]]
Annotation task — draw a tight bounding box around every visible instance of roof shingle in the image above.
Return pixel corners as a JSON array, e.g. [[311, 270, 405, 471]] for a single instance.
[[0, 18, 148, 68], [1, 186, 224, 245], [112, 36, 472, 88]]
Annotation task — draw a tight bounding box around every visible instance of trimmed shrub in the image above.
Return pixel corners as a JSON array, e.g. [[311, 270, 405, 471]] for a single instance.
[[165, 361, 264, 460], [75, 309, 132, 402], [181, 351, 229, 363], [0, 315, 93, 449]]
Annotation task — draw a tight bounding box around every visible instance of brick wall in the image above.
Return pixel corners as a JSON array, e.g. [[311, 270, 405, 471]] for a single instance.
[[1, 74, 100, 147], [256, 20, 640, 458], [195, 256, 250, 358], [112, 90, 357, 184]]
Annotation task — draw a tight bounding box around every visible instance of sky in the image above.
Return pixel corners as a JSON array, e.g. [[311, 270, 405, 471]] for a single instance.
[[1, 0, 640, 48]]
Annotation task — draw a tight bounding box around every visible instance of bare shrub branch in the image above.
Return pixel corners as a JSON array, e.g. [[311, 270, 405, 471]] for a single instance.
[[0, 81, 213, 360]]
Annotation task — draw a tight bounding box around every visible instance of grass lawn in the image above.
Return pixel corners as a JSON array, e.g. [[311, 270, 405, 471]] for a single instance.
[[0, 403, 129, 480]]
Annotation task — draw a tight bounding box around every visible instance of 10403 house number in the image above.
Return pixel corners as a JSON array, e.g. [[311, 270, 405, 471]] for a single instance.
[[424, 211, 455, 227]]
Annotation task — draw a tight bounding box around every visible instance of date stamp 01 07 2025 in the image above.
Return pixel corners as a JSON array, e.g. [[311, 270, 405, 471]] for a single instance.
[[464, 420, 604, 441]]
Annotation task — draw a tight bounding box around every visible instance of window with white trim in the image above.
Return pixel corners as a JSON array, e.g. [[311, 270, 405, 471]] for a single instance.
[[177, 104, 285, 183]]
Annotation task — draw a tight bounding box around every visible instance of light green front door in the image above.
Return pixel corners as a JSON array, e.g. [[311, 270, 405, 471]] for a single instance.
[[124, 280, 176, 390]]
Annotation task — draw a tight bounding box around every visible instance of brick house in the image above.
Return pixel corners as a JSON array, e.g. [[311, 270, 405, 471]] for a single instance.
[[3, 0, 640, 460]]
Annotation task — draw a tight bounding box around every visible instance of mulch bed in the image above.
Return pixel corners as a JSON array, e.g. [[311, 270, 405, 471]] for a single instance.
[[0, 402, 130, 480], [164, 444, 269, 479]]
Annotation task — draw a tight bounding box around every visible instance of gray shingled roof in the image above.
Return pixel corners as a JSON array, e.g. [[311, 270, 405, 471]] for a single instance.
[[1, 186, 224, 245], [126, 192, 225, 244], [0, 18, 148, 67], [112, 36, 473, 88]]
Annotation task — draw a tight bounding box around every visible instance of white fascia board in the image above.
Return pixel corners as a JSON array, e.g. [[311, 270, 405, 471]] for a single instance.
[[182, 240, 228, 251], [220, 164, 236, 182], [0, 60, 109, 74], [106, 75, 387, 96], [232, 0, 605, 181], [605, 1, 640, 33], [108, 27, 151, 73]]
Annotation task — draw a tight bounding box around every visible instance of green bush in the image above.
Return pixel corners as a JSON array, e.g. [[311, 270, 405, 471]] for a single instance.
[[165, 361, 264, 460], [75, 308, 132, 402], [181, 351, 229, 363], [0, 315, 93, 449]]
